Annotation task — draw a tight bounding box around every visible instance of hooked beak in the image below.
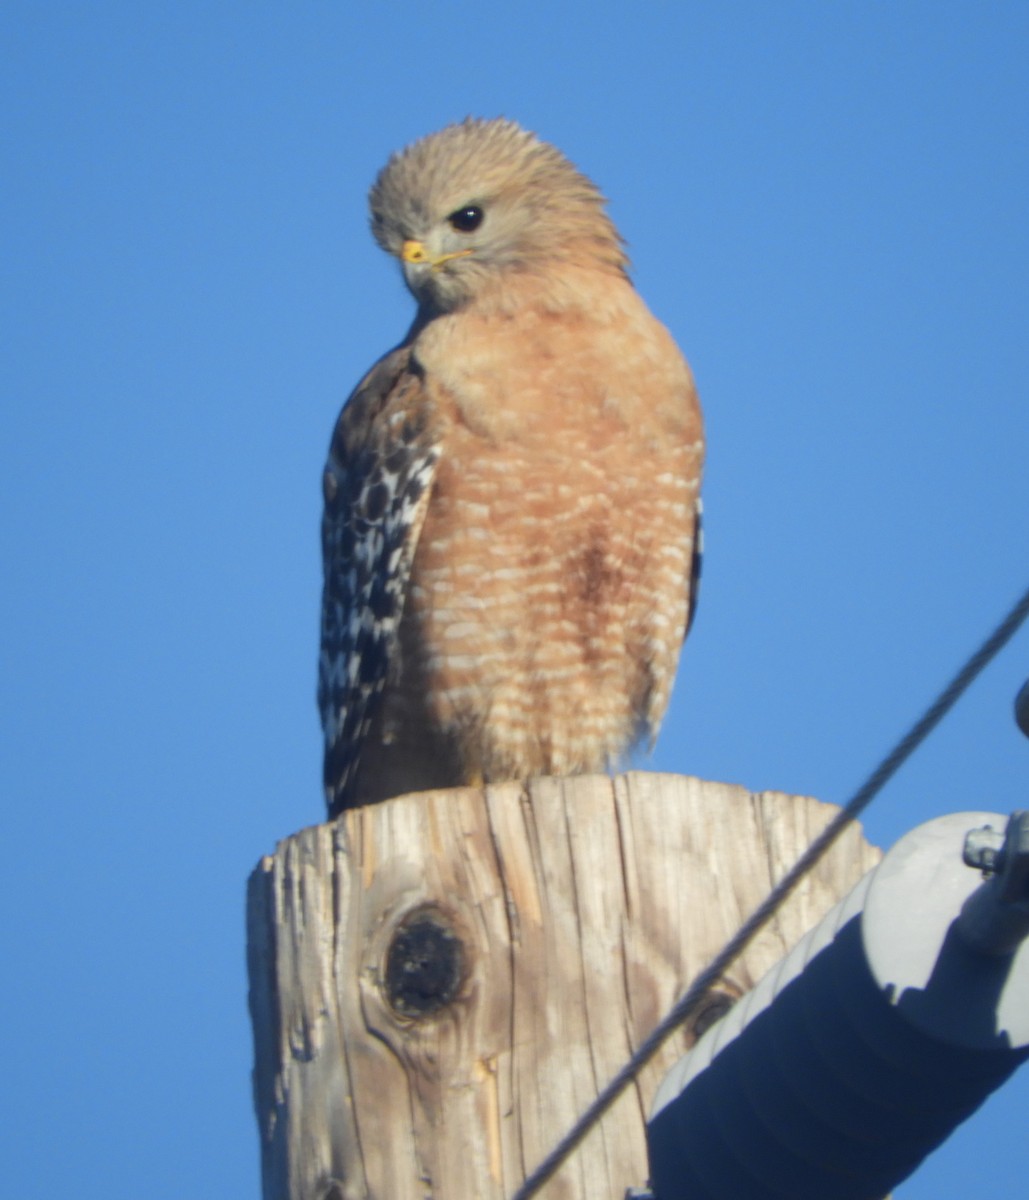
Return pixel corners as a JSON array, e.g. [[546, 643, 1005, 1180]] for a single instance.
[[401, 240, 473, 270]]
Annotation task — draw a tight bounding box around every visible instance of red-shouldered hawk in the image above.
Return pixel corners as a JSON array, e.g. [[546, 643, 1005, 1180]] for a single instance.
[[319, 118, 704, 816]]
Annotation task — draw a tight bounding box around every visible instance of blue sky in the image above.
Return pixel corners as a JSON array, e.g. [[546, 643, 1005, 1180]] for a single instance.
[[2, 4, 1027, 1197]]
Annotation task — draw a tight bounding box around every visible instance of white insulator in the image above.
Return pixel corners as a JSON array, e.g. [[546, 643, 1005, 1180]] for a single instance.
[[648, 812, 1029, 1200]]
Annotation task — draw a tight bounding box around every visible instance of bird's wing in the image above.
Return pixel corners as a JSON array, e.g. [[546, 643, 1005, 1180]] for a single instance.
[[318, 347, 441, 815]]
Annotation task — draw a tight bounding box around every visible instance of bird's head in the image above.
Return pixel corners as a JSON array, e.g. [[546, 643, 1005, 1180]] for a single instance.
[[368, 117, 628, 313]]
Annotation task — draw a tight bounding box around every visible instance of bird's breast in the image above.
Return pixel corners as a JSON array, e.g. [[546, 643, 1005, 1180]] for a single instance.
[[394, 319, 702, 779], [413, 285, 697, 446]]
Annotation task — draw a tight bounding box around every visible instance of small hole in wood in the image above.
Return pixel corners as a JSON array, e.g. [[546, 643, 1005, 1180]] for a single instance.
[[384, 906, 465, 1018], [688, 989, 737, 1044]]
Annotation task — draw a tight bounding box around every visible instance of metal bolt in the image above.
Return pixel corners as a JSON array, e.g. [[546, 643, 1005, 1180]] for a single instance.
[[959, 812, 1029, 955], [963, 824, 1005, 874]]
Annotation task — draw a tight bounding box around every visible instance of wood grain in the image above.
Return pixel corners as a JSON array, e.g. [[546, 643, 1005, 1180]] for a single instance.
[[247, 773, 882, 1200]]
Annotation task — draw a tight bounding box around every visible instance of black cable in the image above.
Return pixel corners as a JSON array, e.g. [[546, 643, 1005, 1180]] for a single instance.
[[512, 582, 1029, 1200]]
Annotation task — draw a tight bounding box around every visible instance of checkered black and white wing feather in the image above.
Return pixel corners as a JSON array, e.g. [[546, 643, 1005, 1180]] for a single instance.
[[318, 351, 440, 815]]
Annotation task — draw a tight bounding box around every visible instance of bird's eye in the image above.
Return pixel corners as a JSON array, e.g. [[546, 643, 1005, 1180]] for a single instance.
[[448, 205, 484, 233]]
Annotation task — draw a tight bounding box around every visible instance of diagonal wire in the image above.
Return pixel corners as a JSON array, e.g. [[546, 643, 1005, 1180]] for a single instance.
[[512, 581, 1029, 1200]]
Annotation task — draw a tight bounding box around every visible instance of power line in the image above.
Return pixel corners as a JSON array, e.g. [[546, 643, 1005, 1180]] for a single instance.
[[512, 581, 1029, 1200]]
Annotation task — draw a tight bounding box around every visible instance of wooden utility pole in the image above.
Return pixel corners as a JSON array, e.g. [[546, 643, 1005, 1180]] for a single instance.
[[247, 773, 881, 1200]]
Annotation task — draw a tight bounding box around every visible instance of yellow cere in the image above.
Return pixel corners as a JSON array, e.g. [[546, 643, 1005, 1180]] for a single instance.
[[401, 240, 473, 270]]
